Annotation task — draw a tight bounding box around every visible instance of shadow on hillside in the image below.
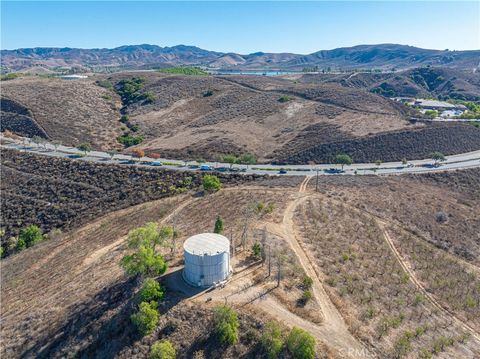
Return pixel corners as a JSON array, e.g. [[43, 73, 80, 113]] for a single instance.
[[21, 277, 140, 359]]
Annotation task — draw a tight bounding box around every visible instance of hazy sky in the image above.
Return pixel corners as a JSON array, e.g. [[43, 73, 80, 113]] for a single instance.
[[1, 1, 479, 53]]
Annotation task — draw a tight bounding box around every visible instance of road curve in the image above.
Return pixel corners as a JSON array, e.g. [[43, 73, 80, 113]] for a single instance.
[[1, 134, 479, 176]]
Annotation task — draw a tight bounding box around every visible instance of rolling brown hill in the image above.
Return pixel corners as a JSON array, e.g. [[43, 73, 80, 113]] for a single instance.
[[296, 67, 480, 101], [2, 72, 480, 163], [2, 43, 479, 72]]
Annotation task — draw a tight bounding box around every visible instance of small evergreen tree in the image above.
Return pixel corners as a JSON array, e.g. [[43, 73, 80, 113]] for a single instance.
[[214, 216, 224, 234], [213, 305, 240, 346], [252, 241, 262, 259]]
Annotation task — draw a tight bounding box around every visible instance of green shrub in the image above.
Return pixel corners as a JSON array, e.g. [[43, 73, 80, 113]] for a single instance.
[[157, 67, 208, 76], [301, 290, 312, 304], [19, 225, 43, 248], [131, 301, 159, 336], [139, 278, 165, 302], [77, 143, 92, 155], [203, 89, 214, 97], [302, 275, 313, 290], [117, 133, 144, 147], [149, 340, 176, 359], [261, 321, 284, 359], [16, 238, 26, 251], [0, 73, 21, 81], [278, 96, 291, 103], [286, 327, 316, 359], [120, 115, 130, 123], [213, 305, 240, 346], [96, 79, 113, 89], [252, 241, 262, 258], [202, 175, 221, 192], [143, 91, 155, 104]]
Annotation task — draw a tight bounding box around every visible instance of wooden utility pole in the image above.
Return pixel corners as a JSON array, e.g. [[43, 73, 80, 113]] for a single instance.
[[315, 168, 319, 192], [261, 227, 267, 265], [276, 253, 282, 287]]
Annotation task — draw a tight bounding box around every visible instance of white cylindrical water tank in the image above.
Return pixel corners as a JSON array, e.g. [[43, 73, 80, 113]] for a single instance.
[[183, 233, 231, 287]]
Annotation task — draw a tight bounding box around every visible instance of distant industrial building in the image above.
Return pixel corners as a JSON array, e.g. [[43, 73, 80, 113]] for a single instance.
[[183, 233, 231, 287], [59, 74, 88, 80], [392, 97, 467, 118]]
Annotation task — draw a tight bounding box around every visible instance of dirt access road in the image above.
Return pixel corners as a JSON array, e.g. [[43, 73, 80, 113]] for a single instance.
[[191, 176, 371, 358]]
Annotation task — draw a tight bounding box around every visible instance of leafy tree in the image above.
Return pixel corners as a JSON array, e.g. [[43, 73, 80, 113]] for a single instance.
[[278, 96, 291, 103], [286, 327, 316, 359], [335, 154, 353, 170], [238, 153, 257, 165], [261, 321, 284, 359], [0, 246, 3, 258], [120, 115, 130, 123], [401, 158, 408, 165], [375, 159, 382, 166], [121, 223, 171, 277], [214, 216, 224, 234], [213, 305, 240, 346], [203, 175, 222, 192], [132, 148, 145, 159], [139, 278, 165, 302], [78, 143, 92, 155], [19, 225, 43, 248], [131, 301, 159, 336], [222, 154, 238, 168], [117, 133, 144, 147], [150, 340, 176, 359], [431, 151, 446, 164], [121, 246, 168, 277], [252, 241, 262, 259]]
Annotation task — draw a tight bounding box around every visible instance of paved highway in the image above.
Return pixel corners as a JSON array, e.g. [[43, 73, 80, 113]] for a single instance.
[[1, 135, 479, 176]]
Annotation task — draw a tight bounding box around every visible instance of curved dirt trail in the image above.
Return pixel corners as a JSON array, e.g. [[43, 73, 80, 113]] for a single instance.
[[264, 175, 369, 356], [379, 223, 480, 342]]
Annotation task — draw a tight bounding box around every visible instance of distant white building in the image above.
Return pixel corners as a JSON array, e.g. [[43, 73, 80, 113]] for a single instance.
[[59, 74, 88, 80]]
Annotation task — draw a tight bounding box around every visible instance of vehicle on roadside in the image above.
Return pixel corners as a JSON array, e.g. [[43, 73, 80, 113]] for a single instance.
[[279, 169, 288, 174], [215, 167, 229, 172], [151, 161, 162, 166], [324, 168, 344, 174], [200, 165, 212, 171]]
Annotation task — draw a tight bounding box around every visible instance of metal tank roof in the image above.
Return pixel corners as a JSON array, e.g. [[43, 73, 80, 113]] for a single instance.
[[184, 233, 230, 256]]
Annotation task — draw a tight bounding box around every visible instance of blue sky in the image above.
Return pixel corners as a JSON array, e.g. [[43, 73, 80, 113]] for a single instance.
[[1, 1, 479, 53]]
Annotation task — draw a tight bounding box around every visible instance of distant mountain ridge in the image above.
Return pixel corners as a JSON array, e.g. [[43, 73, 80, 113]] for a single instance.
[[1, 43, 479, 72]]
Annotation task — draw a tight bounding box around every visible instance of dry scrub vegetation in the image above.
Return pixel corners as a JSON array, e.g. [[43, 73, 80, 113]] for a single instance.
[[294, 197, 480, 358], [3, 73, 479, 164], [2, 184, 329, 358], [0, 149, 262, 249], [1, 77, 123, 149], [309, 170, 480, 264]]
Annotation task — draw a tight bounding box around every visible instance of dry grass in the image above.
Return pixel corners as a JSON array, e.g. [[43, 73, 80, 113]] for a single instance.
[[2, 76, 123, 150], [294, 197, 480, 357]]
